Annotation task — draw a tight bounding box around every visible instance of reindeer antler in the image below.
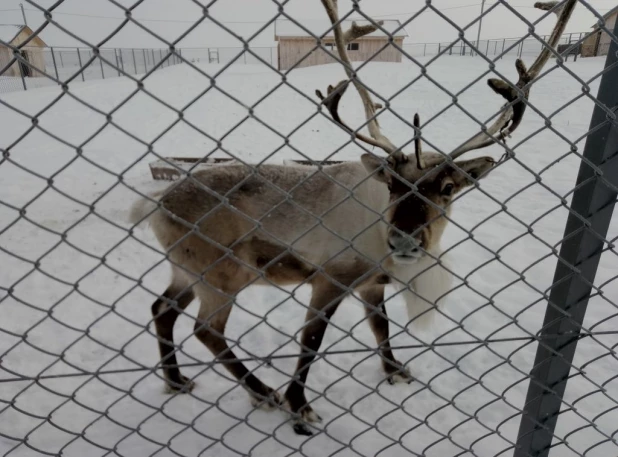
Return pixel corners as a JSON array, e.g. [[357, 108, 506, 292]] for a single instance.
[[317, 0, 406, 162], [450, 0, 577, 158]]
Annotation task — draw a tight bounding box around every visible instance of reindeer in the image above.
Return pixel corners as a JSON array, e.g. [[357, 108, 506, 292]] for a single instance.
[[129, 0, 576, 435]]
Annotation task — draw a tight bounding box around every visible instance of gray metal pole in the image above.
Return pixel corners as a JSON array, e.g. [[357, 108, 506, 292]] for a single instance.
[[159, 49, 163, 68], [152, 49, 156, 68], [132, 48, 137, 74], [115, 49, 121, 76], [99, 51, 105, 79], [474, 0, 486, 56], [119, 49, 125, 73], [514, 19, 618, 457], [16, 51, 27, 90], [59, 50, 64, 67], [143, 49, 147, 71], [76, 47, 84, 82], [20, 3, 27, 26], [50, 47, 59, 80], [423, 43, 426, 56]]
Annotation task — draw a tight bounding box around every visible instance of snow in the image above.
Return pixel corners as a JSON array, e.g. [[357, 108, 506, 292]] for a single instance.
[[0, 55, 617, 456]]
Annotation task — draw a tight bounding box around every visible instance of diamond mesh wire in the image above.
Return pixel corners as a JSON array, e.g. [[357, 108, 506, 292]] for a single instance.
[[1, 0, 617, 456]]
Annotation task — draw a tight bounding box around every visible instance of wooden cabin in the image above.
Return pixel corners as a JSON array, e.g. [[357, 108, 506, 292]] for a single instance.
[[581, 5, 617, 57], [0, 25, 47, 78], [274, 19, 408, 71]]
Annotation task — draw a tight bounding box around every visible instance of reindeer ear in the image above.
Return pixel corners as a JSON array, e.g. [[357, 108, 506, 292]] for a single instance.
[[361, 154, 394, 184]]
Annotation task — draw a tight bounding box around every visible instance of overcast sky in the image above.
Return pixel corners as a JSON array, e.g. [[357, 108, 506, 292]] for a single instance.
[[1, 0, 616, 49]]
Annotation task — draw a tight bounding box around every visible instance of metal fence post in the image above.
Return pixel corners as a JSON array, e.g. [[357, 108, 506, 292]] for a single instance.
[[99, 51, 105, 79], [50, 46, 59, 80], [132, 48, 137, 74], [76, 47, 85, 82], [514, 20, 618, 457], [159, 49, 163, 67], [152, 49, 156, 68], [16, 51, 27, 90], [115, 48, 121, 76], [58, 49, 64, 67], [423, 43, 426, 56], [119, 49, 125, 73]]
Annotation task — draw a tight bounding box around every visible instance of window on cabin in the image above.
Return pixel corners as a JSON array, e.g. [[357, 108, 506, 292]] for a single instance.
[[347, 43, 359, 51]]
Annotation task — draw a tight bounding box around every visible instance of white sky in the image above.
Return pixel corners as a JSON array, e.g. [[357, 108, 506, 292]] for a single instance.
[[0, 0, 616, 49]]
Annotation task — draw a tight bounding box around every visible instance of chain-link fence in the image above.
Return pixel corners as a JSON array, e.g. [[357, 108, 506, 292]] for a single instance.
[[1, 0, 617, 456], [402, 31, 588, 58], [0, 34, 593, 94], [0, 46, 182, 93]]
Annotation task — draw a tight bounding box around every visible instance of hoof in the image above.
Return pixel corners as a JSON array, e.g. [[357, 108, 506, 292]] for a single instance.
[[250, 388, 283, 410], [293, 422, 314, 436], [301, 408, 322, 423], [292, 407, 323, 436], [386, 362, 413, 385], [164, 376, 196, 394]]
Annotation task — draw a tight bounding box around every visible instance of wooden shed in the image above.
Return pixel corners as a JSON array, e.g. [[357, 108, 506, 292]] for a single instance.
[[581, 5, 617, 57], [274, 19, 407, 71], [0, 25, 47, 78]]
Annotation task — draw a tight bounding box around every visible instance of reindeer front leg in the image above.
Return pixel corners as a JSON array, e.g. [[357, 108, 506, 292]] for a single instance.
[[285, 276, 347, 436], [359, 285, 412, 384]]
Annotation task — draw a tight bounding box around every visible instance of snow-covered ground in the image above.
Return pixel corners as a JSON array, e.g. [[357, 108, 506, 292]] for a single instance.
[[0, 55, 616, 457]]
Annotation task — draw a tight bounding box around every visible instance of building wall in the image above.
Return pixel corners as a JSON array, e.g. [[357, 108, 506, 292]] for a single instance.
[[582, 11, 616, 57], [277, 37, 404, 70], [0, 28, 47, 77], [581, 31, 599, 57], [597, 12, 617, 56]]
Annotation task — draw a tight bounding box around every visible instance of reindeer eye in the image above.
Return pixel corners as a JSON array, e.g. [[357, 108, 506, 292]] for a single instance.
[[442, 183, 454, 196]]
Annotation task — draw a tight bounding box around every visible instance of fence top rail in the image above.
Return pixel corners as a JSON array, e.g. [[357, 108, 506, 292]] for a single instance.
[[22, 31, 590, 51], [396, 31, 590, 46]]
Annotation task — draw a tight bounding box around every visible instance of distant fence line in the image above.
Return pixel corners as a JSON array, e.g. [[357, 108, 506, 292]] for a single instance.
[[403, 31, 587, 58], [0, 32, 588, 94], [0, 46, 184, 93]]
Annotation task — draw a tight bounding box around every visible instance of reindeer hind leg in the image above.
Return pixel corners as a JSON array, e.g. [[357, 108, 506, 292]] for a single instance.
[[193, 285, 283, 409], [151, 277, 196, 393]]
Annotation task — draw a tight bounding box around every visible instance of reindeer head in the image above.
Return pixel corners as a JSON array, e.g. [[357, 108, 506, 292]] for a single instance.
[[362, 151, 495, 262], [317, 0, 576, 263]]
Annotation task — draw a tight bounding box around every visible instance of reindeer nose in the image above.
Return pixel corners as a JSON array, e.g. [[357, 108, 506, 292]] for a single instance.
[[388, 231, 423, 255]]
